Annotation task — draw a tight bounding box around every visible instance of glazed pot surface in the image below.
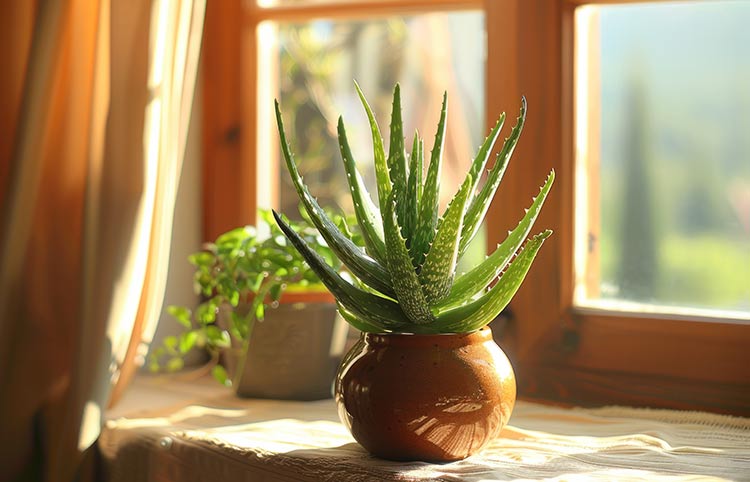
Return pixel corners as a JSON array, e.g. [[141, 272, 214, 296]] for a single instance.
[[335, 328, 516, 462]]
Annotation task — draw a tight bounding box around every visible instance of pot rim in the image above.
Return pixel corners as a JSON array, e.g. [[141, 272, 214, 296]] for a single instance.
[[363, 327, 493, 348]]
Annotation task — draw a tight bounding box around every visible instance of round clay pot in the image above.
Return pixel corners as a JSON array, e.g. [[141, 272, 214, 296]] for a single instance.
[[334, 328, 516, 462]]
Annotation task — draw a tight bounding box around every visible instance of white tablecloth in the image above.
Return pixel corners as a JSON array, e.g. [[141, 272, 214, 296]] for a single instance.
[[100, 375, 750, 481]]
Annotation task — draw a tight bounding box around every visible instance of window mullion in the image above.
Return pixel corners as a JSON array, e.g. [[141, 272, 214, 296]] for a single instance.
[[245, 0, 482, 24]]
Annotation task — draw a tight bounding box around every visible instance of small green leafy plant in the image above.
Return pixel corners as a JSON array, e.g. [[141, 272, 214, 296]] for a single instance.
[[149, 209, 345, 385], [273, 83, 554, 334]]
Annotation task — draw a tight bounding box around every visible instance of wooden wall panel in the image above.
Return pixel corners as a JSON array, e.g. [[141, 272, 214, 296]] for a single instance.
[[201, 0, 253, 241]]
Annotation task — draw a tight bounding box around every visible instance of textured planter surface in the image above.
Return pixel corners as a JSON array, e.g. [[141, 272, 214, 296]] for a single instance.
[[335, 328, 516, 462], [233, 302, 349, 400]]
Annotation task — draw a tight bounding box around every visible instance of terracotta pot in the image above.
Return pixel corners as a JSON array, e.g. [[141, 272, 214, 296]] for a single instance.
[[334, 328, 516, 462]]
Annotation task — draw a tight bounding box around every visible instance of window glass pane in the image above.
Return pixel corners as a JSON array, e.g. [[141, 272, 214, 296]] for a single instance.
[[270, 12, 487, 268], [575, 2, 750, 316]]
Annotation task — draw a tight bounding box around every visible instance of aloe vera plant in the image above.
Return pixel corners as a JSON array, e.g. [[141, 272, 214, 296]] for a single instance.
[[273, 83, 554, 334]]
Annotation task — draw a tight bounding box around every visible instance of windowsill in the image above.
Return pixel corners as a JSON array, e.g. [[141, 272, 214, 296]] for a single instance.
[[100, 374, 750, 481]]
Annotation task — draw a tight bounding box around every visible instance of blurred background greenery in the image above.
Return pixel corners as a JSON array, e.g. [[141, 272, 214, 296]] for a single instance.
[[596, 1, 750, 312]]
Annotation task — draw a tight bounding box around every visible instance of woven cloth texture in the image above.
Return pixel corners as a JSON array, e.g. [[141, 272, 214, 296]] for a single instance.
[[100, 376, 750, 481]]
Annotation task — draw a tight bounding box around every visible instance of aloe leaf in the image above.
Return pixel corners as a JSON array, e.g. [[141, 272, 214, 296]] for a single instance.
[[437, 170, 555, 309], [432, 229, 552, 332], [337, 301, 446, 334], [387, 84, 409, 232], [273, 210, 409, 329], [383, 189, 434, 324], [354, 81, 391, 214], [466, 113, 505, 196], [460, 97, 527, 255], [419, 174, 473, 305], [275, 101, 395, 298], [411, 92, 448, 269], [415, 133, 424, 203], [403, 131, 421, 245], [336, 302, 384, 333], [337, 117, 386, 263]]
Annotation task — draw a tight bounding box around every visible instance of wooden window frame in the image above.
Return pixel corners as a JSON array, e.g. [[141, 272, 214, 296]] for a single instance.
[[487, 0, 750, 415], [202, 0, 750, 415], [201, 0, 483, 241]]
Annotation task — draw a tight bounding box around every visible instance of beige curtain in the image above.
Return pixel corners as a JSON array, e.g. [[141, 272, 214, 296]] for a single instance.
[[0, 0, 205, 480]]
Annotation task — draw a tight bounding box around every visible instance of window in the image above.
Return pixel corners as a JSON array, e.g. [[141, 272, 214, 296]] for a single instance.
[[269, 13, 485, 219], [490, 1, 749, 415], [264, 10, 488, 268], [575, 2, 750, 318], [202, 0, 750, 415]]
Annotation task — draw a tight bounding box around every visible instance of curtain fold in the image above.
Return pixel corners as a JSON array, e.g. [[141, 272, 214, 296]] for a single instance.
[[0, 1, 206, 480]]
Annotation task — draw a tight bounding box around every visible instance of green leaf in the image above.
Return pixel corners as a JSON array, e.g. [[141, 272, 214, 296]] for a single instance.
[[211, 365, 231, 387], [217, 278, 240, 307], [195, 299, 218, 325], [255, 302, 265, 321], [302, 269, 319, 283], [269, 283, 283, 301], [336, 300, 439, 336], [167, 305, 192, 329], [257, 209, 277, 227], [275, 100, 396, 298], [166, 357, 184, 372], [403, 131, 422, 246], [387, 84, 409, 232], [229, 311, 245, 340], [229, 290, 240, 307], [249, 272, 264, 293], [197, 272, 214, 297], [411, 92, 447, 269], [337, 117, 386, 263], [466, 113, 505, 198], [188, 251, 214, 267], [354, 81, 391, 214], [438, 170, 555, 309], [336, 302, 384, 333], [216, 226, 255, 247], [461, 97, 526, 255], [382, 190, 434, 324], [164, 335, 178, 354], [205, 325, 232, 348], [273, 210, 410, 330], [178, 330, 199, 354], [432, 230, 552, 332], [335, 213, 365, 251], [419, 174, 473, 304]]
